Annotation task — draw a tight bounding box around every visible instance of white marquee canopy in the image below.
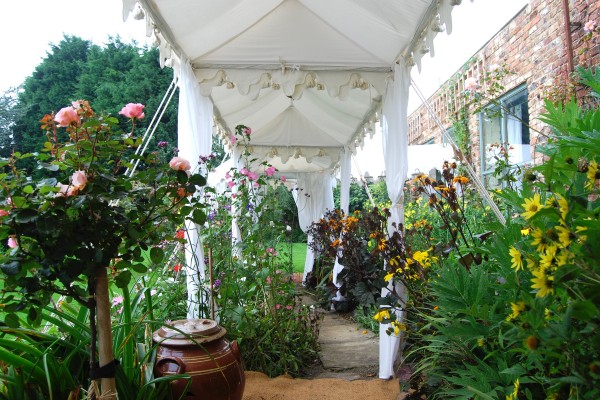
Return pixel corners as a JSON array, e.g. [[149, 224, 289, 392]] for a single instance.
[[122, 0, 461, 380]]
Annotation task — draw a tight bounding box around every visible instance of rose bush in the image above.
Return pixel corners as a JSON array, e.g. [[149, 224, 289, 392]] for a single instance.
[[0, 100, 206, 398]]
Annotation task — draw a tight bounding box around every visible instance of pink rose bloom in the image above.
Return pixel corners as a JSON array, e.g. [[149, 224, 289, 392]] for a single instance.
[[55, 183, 76, 197], [54, 106, 80, 127], [230, 135, 237, 145], [248, 171, 259, 181], [0, 209, 8, 217], [225, 171, 231, 179], [584, 20, 597, 32], [240, 168, 249, 176], [275, 304, 281, 310], [227, 180, 235, 188], [169, 156, 191, 171], [71, 170, 87, 189], [119, 103, 145, 119], [464, 77, 479, 91], [265, 166, 276, 177], [243, 127, 251, 136], [253, 182, 260, 188], [7, 237, 17, 248], [285, 305, 293, 311], [280, 176, 287, 183]]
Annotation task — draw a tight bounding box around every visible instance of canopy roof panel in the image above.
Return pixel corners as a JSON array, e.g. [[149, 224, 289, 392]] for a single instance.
[[124, 0, 457, 174]]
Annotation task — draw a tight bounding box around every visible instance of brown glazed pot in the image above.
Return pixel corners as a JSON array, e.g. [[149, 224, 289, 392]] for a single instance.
[[153, 319, 245, 400]]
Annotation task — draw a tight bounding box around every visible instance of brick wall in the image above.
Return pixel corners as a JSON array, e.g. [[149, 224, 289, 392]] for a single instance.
[[408, 0, 599, 174]]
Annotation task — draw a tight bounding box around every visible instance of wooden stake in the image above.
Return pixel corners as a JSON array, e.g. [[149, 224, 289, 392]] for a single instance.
[[94, 267, 117, 400]]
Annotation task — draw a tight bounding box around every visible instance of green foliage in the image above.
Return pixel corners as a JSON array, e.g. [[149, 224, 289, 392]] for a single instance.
[[403, 66, 600, 400]]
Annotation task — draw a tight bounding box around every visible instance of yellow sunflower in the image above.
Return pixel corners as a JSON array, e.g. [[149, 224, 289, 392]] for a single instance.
[[521, 193, 543, 220], [373, 309, 391, 322], [506, 301, 527, 321], [508, 246, 524, 271], [531, 268, 555, 297]]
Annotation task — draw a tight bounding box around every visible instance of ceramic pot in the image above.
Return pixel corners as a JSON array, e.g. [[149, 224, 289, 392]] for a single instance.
[[153, 319, 245, 400]]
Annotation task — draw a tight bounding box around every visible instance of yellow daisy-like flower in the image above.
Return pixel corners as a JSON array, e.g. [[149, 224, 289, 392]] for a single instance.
[[531, 228, 551, 252], [520, 228, 530, 236], [526, 256, 538, 272], [576, 225, 588, 243], [452, 176, 469, 185], [508, 246, 524, 271], [521, 193, 543, 220], [556, 194, 569, 222], [413, 250, 437, 268], [555, 225, 572, 248], [384, 272, 394, 282], [377, 238, 387, 251], [586, 160, 598, 190], [506, 379, 520, 400], [391, 320, 407, 335], [373, 309, 391, 323], [506, 301, 527, 321], [531, 268, 554, 297], [539, 245, 559, 271]]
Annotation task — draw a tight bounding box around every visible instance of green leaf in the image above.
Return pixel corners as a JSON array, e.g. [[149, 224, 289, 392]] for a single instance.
[[14, 208, 38, 223], [4, 313, 20, 328], [150, 247, 164, 264], [570, 300, 598, 321], [191, 209, 206, 225], [0, 261, 21, 275], [176, 170, 188, 184], [128, 225, 140, 240], [129, 263, 148, 273], [188, 174, 207, 186], [115, 270, 132, 288]]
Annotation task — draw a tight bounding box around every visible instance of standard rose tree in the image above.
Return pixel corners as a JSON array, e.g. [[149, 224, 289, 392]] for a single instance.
[[0, 101, 206, 399]]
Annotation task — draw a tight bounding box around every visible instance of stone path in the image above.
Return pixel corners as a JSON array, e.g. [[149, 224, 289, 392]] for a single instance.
[[301, 291, 380, 380]]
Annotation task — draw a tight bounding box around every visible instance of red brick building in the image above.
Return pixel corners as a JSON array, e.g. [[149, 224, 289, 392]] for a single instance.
[[408, 0, 599, 187]]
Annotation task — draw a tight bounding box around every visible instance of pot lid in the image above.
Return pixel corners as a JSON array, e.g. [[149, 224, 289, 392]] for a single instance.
[[153, 318, 227, 346]]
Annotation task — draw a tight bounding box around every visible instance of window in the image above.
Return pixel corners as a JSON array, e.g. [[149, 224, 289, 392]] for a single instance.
[[479, 85, 530, 188]]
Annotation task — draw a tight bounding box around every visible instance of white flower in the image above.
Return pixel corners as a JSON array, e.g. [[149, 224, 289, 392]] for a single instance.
[[286, 225, 292, 232]]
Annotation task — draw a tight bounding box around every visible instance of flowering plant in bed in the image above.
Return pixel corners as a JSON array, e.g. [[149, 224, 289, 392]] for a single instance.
[[201, 125, 320, 377], [0, 100, 206, 398]]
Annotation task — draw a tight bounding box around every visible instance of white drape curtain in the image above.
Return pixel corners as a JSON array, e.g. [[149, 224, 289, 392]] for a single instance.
[[293, 171, 335, 282], [379, 63, 410, 379], [332, 147, 351, 299], [178, 58, 214, 319]]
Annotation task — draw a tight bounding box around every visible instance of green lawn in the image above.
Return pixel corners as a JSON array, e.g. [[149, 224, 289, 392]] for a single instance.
[[276, 242, 307, 273]]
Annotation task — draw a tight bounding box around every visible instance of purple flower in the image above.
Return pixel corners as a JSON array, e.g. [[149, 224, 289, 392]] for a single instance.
[[157, 141, 168, 148], [213, 279, 221, 289], [208, 209, 217, 221]]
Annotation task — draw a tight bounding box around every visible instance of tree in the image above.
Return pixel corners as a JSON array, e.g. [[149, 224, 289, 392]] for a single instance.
[[0, 87, 23, 157], [334, 180, 369, 213], [10, 36, 179, 171]]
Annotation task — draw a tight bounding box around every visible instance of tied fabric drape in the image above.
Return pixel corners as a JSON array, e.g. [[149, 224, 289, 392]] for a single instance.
[[293, 171, 335, 282], [178, 58, 214, 319], [332, 147, 352, 300], [379, 63, 410, 379]]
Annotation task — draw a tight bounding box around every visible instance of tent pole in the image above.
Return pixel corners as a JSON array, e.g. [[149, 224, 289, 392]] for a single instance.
[[410, 78, 506, 225]]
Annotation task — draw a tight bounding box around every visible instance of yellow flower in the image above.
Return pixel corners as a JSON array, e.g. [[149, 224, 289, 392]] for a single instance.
[[391, 321, 407, 335], [576, 225, 588, 243], [555, 225, 572, 248], [477, 337, 485, 347], [531, 228, 551, 252], [531, 268, 554, 297], [506, 301, 527, 321], [539, 245, 559, 270], [520, 228, 530, 236], [586, 160, 598, 190], [384, 272, 394, 282], [377, 238, 387, 251], [521, 193, 543, 220], [452, 176, 469, 185], [413, 250, 436, 268], [556, 194, 569, 221], [506, 378, 520, 400], [373, 309, 391, 322], [508, 246, 524, 271]]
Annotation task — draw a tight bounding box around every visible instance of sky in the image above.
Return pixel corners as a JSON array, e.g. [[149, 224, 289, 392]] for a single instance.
[[0, 0, 528, 177]]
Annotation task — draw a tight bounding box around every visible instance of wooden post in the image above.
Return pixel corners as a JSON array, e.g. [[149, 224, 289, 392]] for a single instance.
[[94, 267, 117, 399]]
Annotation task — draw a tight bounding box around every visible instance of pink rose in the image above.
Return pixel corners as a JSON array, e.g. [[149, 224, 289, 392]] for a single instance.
[[240, 168, 249, 176], [265, 166, 276, 177], [230, 135, 237, 145], [71, 170, 87, 189], [464, 77, 479, 92], [119, 103, 145, 119], [584, 20, 597, 32], [169, 156, 191, 171], [0, 209, 8, 217], [280, 176, 287, 183], [7, 237, 17, 248], [225, 171, 231, 179], [248, 171, 259, 181], [54, 106, 80, 127], [227, 181, 235, 188], [243, 127, 251, 136]]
